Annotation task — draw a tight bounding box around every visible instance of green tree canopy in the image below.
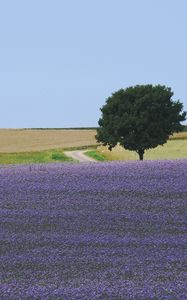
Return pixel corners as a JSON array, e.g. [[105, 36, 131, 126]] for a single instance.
[[96, 85, 186, 160]]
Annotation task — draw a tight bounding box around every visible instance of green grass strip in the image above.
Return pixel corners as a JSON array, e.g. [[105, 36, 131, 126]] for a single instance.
[[0, 149, 73, 164], [85, 150, 106, 161]]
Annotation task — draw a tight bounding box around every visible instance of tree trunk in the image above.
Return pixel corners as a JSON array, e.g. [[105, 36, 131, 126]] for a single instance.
[[138, 149, 144, 161]]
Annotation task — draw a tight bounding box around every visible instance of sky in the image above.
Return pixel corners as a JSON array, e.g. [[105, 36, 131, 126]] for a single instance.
[[0, 0, 187, 128]]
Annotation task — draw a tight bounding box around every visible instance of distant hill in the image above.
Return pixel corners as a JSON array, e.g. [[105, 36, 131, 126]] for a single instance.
[[22, 127, 98, 130]]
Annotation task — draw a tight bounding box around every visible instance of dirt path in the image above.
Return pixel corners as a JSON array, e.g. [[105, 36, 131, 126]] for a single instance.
[[64, 150, 96, 162]]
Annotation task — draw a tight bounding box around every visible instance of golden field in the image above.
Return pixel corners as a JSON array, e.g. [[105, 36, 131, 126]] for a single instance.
[[0, 129, 97, 153], [0, 129, 186, 162], [97, 132, 187, 160]]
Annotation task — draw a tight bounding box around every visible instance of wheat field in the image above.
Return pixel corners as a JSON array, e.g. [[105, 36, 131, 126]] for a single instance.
[[97, 135, 187, 160], [0, 129, 186, 160], [0, 129, 97, 153]]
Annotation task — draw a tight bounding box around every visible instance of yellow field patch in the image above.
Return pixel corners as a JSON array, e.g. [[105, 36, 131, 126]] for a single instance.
[[0, 129, 97, 153], [170, 131, 187, 140], [97, 135, 187, 160], [0, 129, 186, 159]]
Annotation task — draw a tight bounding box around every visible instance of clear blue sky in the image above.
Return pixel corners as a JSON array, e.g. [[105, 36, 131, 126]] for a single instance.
[[1, 0, 187, 128]]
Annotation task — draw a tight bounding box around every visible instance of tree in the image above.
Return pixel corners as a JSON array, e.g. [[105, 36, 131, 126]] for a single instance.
[[96, 85, 186, 160]]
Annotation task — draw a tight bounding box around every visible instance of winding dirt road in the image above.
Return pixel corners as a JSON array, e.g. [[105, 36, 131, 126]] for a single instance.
[[64, 150, 96, 162]]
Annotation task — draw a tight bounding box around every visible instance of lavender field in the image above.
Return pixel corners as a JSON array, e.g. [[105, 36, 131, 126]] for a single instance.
[[0, 160, 187, 299]]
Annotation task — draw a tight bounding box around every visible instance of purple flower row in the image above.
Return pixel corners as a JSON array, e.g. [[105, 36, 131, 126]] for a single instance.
[[0, 160, 187, 299]]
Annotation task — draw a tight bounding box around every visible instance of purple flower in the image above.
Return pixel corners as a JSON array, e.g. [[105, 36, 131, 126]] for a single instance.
[[0, 160, 187, 299]]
